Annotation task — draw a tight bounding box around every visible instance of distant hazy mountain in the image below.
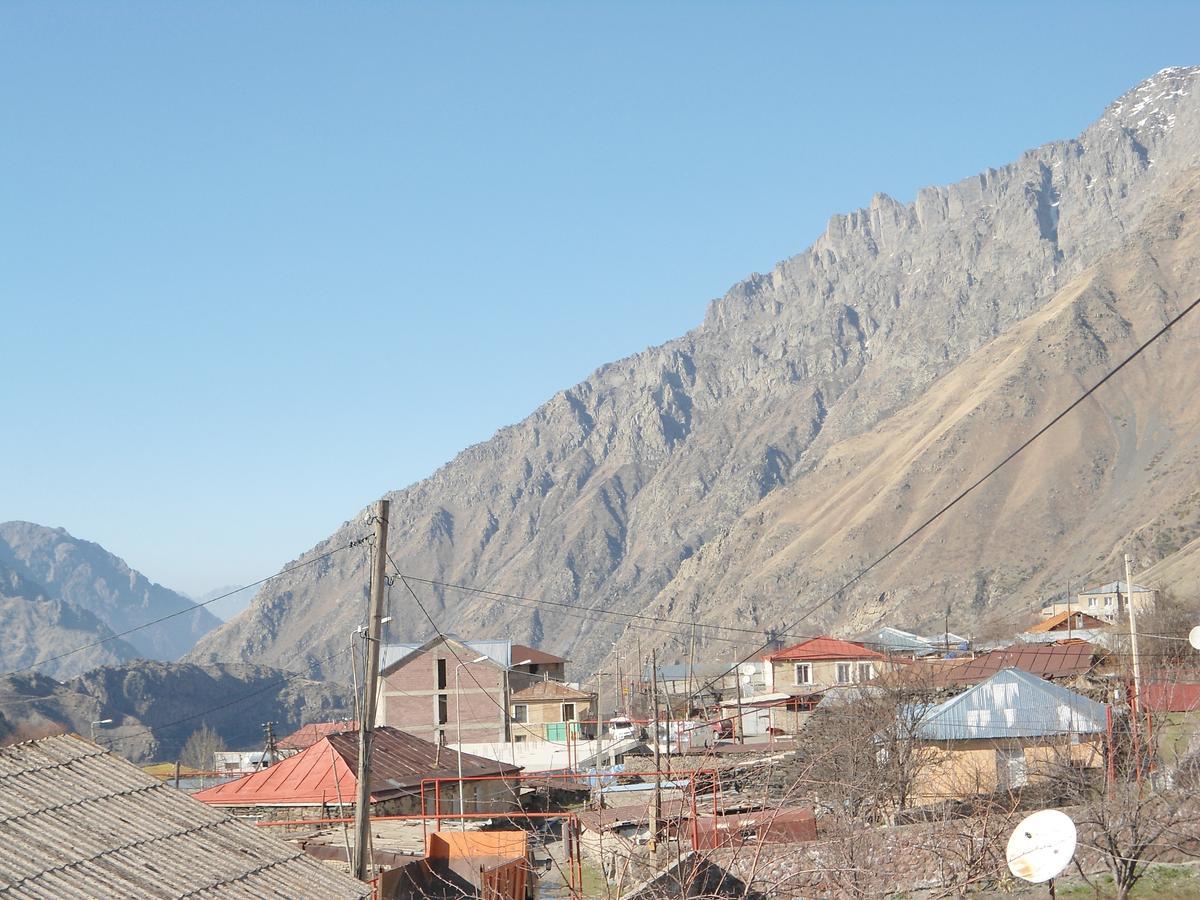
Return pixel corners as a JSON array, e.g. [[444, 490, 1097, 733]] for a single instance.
[[0, 661, 353, 763], [0, 522, 220, 667], [190, 584, 258, 622], [188, 66, 1200, 677]]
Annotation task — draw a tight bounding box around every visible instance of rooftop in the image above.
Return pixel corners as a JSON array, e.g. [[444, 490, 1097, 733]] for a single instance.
[[934, 641, 1098, 685], [1028, 610, 1111, 634], [510, 681, 593, 702], [1079, 581, 1153, 595], [767, 636, 885, 662], [195, 726, 519, 807], [277, 720, 357, 751], [0, 733, 370, 898], [915, 667, 1108, 741]]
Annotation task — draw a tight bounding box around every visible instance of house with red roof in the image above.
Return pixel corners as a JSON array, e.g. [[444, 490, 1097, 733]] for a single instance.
[[766, 636, 889, 694], [763, 637, 890, 733], [194, 725, 521, 823]]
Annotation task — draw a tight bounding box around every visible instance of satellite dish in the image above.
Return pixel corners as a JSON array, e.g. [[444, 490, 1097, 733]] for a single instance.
[[1189, 626, 1200, 651], [1006, 810, 1076, 883]]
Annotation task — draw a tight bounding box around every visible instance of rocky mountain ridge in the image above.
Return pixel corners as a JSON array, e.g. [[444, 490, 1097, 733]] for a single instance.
[[187, 67, 1200, 677], [0, 522, 221, 675], [0, 661, 353, 764]]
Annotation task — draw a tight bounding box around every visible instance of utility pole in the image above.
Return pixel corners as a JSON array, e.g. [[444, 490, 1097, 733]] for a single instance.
[[352, 498, 389, 882], [261, 722, 278, 768], [1066, 579, 1072, 638], [687, 622, 697, 717], [649, 649, 662, 852], [735, 668, 745, 745], [635, 634, 643, 719], [1125, 554, 1143, 717]]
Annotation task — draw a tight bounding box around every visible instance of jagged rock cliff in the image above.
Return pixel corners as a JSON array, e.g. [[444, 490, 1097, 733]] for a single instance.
[[187, 67, 1200, 677]]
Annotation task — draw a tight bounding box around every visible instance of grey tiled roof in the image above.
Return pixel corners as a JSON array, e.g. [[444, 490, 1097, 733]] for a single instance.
[[0, 733, 371, 898]]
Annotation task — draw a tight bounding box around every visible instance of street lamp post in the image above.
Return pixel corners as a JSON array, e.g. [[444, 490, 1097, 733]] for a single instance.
[[455, 655, 490, 829], [90, 719, 112, 742]]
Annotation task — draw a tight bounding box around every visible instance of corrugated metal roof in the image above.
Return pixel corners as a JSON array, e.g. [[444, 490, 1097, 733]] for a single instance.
[[915, 668, 1108, 741], [510, 643, 567, 666], [0, 733, 370, 899], [1142, 682, 1200, 713], [510, 681, 593, 701], [869, 627, 937, 654], [767, 636, 885, 662], [195, 726, 518, 807], [937, 641, 1097, 685], [277, 720, 357, 751]]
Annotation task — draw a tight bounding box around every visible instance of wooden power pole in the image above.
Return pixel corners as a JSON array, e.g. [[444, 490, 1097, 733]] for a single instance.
[[649, 648, 662, 852], [352, 498, 389, 881]]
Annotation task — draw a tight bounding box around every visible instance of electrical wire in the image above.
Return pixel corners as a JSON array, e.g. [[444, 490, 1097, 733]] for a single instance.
[[678, 294, 1200, 710], [2, 535, 371, 678]]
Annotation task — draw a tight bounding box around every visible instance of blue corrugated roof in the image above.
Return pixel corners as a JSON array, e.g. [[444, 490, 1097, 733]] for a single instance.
[[915, 667, 1107, 741]]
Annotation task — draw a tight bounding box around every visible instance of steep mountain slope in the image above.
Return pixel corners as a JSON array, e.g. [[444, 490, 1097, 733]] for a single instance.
[[0, 522, 220, 662], [188, 67, 1200, 677], [0, 561, 140, 678], [0, 662, 353, 764], [641, 167, 1200, 650]]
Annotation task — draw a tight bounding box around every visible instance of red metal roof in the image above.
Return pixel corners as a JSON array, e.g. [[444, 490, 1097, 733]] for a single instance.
[[194, 726, 518, 807], [511, 644, 567, 666], [935, 642, 1097, 685], [277, 721, 357, 751], [767, 636, 884, 662], [1142, 682, 1200, 713]]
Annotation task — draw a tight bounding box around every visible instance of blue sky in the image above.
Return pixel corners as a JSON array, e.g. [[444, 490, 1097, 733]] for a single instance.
[[3, 2, 1198, 598]]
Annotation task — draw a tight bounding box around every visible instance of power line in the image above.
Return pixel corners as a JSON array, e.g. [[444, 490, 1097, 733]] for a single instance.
[[2, 535, 371, 678], [680, 293, 1200, 708], [98, 644, 356, 750]]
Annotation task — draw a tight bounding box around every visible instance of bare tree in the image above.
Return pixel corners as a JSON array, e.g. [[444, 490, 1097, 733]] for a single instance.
[[179, 723, 225, 771]]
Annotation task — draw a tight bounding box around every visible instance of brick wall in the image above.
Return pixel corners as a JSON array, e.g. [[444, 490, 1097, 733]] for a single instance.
[[379, 648, 508, 743]]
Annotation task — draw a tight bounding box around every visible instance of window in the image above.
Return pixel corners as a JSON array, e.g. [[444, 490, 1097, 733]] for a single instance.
[[836, 663, 852, 684], [437, 695, 448, 725], [794, 663, 812, 685], [513, 704, 528, 723], [562, 703, 576, 722], [514, 734, 526, 744], [436, 658, 447, 690], [1088, 598, 1097, 608], [857, 663, 874, 682], [1105, 596, 1114, 607]]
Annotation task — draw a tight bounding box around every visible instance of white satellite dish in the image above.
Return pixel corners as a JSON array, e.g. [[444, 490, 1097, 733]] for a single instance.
[[1006, 809, 1076, 883], [1188, 625, 1200, 651]]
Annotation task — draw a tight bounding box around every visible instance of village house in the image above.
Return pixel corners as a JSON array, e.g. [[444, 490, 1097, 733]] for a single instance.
[[375, 635, 568, 744], [194, 725, 521, 824], [509, 679, 597, 743], [910, 667, 1108, 804], [766, 636, 888, 693], [760, 637, 890, 733], [0, 733, 370, 898], [1040, 580, 1157, 623]]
